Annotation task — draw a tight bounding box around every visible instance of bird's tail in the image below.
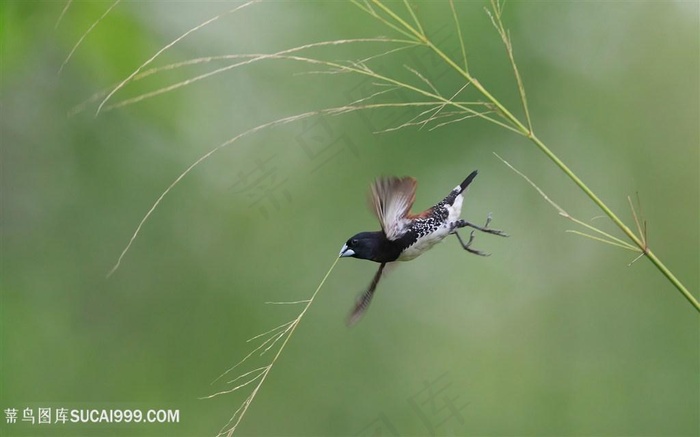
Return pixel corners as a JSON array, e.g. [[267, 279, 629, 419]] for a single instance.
[[441, 170, 478, 206], [458, 170, 478, 194]]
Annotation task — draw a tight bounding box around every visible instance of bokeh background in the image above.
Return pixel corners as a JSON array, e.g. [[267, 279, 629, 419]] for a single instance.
[[2, 1, 698, 436]]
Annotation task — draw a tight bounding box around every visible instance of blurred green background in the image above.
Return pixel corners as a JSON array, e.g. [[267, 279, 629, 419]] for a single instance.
[[2, 1, 698, 436]]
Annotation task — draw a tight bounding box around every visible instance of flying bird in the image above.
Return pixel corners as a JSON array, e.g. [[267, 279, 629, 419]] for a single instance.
[[339, 170, 507, 325]]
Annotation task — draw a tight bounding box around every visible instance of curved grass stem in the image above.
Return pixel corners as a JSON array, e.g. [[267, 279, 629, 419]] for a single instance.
[[358, 0, 698, 311], [213, 256, 340, 436], [529, 132, 698, 311]]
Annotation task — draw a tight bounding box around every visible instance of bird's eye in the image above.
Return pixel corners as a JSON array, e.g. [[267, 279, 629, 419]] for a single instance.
[[351, 238, 359, 246]]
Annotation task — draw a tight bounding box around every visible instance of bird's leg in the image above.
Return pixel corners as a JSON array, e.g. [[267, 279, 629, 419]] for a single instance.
[[454, 213, 509, 237], [455, 230, 490, 256]]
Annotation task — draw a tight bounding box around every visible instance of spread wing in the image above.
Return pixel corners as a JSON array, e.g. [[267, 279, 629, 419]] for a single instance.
[[347, 262, 386, 326], [369, 176, 417, 241]]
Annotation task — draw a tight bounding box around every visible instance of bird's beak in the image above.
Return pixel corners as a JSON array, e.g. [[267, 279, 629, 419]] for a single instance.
[[339, 244, 355, 258]]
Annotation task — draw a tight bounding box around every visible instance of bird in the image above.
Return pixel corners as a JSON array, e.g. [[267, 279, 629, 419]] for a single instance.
[[339, 170, 507, 325]]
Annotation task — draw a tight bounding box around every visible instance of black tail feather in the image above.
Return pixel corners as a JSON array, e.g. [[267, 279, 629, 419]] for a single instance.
[[459, 170, 478, 194]]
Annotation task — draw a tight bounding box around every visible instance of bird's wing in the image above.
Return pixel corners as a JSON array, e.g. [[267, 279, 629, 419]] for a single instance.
[[347, 262, 386, 326], [369, 176, 417, 241]]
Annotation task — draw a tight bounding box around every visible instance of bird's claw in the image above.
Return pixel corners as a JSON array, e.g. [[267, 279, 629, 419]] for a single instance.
[[456, 230, 490, 257], [480, 212, 508, 237], [455, 215, 508, 237]]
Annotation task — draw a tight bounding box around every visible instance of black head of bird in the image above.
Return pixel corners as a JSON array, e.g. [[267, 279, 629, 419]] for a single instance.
[[339, 231, 387, 262], [339, 170, 508, 325]]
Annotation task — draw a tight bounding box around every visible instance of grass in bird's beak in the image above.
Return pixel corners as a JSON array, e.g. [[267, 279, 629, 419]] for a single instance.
[[202, 256, 340, 437]]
